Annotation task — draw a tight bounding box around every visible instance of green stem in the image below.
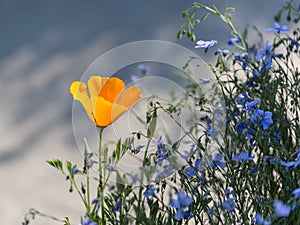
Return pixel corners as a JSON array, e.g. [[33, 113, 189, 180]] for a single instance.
[[84, 138, 91, 214], [98, 128, 105, 224], [137, 139, 151, 210], [71, 176, 88, 209]]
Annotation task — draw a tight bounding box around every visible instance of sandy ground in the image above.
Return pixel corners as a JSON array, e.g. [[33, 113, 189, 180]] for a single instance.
[[0, 1, 285, 224]]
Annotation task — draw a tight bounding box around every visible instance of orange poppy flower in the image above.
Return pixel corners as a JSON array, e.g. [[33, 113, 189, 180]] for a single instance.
[[70, 76, 142, 128]]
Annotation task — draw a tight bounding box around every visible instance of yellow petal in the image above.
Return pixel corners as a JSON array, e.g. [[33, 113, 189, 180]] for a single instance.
[[118, 86, 142, 108], [70, 81, 94, 123], [88, 76, 110, 97], [93, 97, 127, 127], [98, 77, 125, 103]]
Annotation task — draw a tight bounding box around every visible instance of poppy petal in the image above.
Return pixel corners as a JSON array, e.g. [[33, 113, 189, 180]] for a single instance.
[[99, 77, 125, 103], [88, 76, 110, 97], [93, 97, 127, 127], [118, 86, 142, 107], [70, 81, 94, 122]]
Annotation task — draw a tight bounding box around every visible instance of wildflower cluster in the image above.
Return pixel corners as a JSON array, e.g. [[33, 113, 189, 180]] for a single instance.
[[23, 1, 300, 225]]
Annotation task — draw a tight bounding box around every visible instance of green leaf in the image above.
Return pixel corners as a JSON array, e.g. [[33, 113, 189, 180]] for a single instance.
[[213, 5, 221, 16], [47, 159, 64, 174], [116, 172, 125, 193], [66, 161, 72, 173], [147, 106, 157, 138]]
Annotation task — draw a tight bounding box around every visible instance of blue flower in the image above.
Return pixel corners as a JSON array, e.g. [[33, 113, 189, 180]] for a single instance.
[[292, 188, 300, 197], [252, 69, 261, 77], [138, 64, 150, 75], [228, 36, 241, 46], [71, 166, 79, 175], [242, 59, 248, 69], [273, 130, 282, 141], [82, 218, 98, 225], [232, 54, 241, 60], [236, 92, 250, 105], [236, 121, 249, 134], [250, 108, 263, 124], [261, 111, 273, 130], [274, 199, 291, 217], [244, 98, 260, 112], [133, 145, 144, 154], [289, 38, 299, 51], [256, 42, 274, 70], [155, 151, 170, 164], [207, 209, 213, 216], [114, 201, 122, 212], [209, 153, 226, 169], [250, 109, 273, 130], [225, 188, 235, 195], [155, 165, 174, 181], [185, 158, 202, 178], [265, 22, 289, 33], [156, 136, 167, 155], [255, 213, 271, 225], [143, 184, 158, 199], [206, 124, 219, 138], [170, 190, 193, 220], [130, 74, 139, 82], [279, 147, 300, 169], [216, 48, 229, 57], [232, 151, 254, 161], [195, 40, 217, 49], [223, 198, 235, 212], [108, 165, 116, 171]]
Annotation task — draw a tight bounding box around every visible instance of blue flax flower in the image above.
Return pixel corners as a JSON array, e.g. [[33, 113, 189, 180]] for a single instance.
[[155, 165, 174, 181], [216, 48, 229, 57], [225, 188, 235, 195], [143, 184, 158, 199], [107, 165, 116, 171], [185, 158, 202, 178], [261, 112, 273, 130], [114, 201, 122, 212], [255, 213, 271, 225], [155, 136, 170, 164], [256, 41, 274, 70], [82, 218, 98, 225], [71, 166, 79, 175], [236, 121, 249, 134], [170, 190, 193, 220], [244, 98, 260, 112], [156, 136, 167, 154], [252, 69, 261, 77], [265, 22, 289, 33], [279, 147, 300, 169], [236, 92, 250, 105], [250, 109, 273, 130], [195, 40, 217, 49], [232, 151, 254, 161], [289, 38, 299, 51], [232, 54, 240, 60], [133, 145, 144, 154], [292, 188, 300, 197], [228, 36, 241, 46], [274, 199, 291, 217], [223, 198, 235, 212], [138, 64, 150, 75], [209, 153, 226, 169]]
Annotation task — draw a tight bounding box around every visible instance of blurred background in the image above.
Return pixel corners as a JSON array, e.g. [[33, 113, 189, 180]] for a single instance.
[[0, 0, 286, 224]]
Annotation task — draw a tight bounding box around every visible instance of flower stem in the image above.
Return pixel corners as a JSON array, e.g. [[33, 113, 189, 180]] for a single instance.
[[98, 128, 105, 224], [84, 138, 91, 214]]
